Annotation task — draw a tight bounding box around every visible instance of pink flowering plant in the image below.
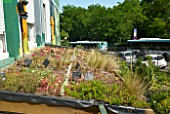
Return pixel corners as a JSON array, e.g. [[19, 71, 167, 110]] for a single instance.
[[37, 75, 63, 96]]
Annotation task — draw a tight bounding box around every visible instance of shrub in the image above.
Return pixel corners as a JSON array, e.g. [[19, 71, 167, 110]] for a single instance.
[[150, 91, 170, 114], [132, 56, 170, 112]]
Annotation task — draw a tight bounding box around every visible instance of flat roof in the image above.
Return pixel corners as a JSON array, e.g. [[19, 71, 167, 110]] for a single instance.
[[128, 39, 170, 43], [70, 41, 107, 44]]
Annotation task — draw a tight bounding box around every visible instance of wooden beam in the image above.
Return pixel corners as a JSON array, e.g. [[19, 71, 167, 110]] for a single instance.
[[0, 100, 97, 114], [0, 100, 154, 114]]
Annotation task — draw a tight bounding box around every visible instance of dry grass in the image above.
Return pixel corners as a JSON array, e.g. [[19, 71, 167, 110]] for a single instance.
[[85, 50, 119, 72], [123, 72, 148, 100]]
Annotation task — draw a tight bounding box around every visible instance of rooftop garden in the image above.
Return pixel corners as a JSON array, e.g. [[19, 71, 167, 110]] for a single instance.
[[0, 46, 169, 113]]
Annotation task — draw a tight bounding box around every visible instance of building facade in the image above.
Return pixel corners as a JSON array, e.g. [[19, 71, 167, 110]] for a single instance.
[[0, 0, 8, 61], [0, 0, 21, 68], [0, 0, 60, 68], [34, 0, 60, 46]]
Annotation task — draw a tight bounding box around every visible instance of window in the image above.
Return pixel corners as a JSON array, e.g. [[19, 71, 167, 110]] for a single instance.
[[27, 24, 35, 42], [125, 53, 132, 56], [0, 34, 6, 53], [154, 56, 163, 60]]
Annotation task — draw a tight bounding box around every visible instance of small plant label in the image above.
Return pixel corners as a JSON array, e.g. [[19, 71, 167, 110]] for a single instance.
[[0, 72, 6, 81], [24, 58, 32, 67], [85, 72, 94, 80], [75, 62, 80, 69], [71, 55, 76, 61], [72, 70, 81, 79], [42, 59, 50, 67]]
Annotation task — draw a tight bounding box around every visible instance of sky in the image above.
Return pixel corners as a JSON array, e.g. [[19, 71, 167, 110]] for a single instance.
[[59, 0, 125, 12]]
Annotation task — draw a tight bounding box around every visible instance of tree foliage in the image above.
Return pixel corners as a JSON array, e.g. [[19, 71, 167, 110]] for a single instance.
[[60, 0, 170, 44]]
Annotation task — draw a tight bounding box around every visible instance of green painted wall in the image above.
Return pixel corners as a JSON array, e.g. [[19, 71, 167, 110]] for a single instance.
[[35, 34, 45, 46], [42, 33, 45, 45], [0, 57, 15, 68], [3, 0, 20, 58], [36, 35, 42, 46]]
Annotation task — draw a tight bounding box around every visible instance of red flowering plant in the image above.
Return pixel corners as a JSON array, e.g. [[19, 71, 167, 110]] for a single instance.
[[40, 49, 45, 56], [32, 53, 36, 58], [0, 46, 73, 95], [37, 74, 64, 96], [29, 47, 51, 68], [45, 46, 52, 54]]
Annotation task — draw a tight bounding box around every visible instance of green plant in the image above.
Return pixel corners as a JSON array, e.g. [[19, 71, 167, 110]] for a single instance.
[[119, 61, 130, 77], [133, 58, 149, 76], [131, 56, 170, 111], [4, 72, 39, 93], [65, 79, 150, 108], [65, 80, 110, 100], [133, 57, 164, 92], [0, 76, 4, 90], [150, 91, 170, 114], [76, 45, 84, 49], [61, 40, 70, 46]]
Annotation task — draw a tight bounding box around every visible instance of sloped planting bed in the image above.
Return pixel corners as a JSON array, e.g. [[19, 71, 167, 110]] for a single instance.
[[0, 46, 154, 114]]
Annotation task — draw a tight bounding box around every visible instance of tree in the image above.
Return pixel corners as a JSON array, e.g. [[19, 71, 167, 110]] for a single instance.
[[60, 0, 170, 44], [111, 0, 145, 43], [140, 0, 170, 38]]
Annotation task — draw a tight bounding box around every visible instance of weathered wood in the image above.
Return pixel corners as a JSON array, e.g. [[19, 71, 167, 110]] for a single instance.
[[145, 109, 155, 114], [0, 100, 100, 114], [0, 100, 155, 114]]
